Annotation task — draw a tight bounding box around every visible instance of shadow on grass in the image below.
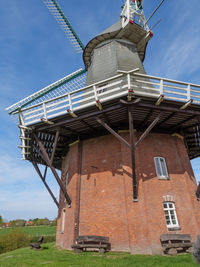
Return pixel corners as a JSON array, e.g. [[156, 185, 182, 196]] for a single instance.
[[42, 247, 49, 250]]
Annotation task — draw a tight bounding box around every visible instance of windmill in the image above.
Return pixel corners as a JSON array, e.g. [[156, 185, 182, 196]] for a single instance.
[[6, 0, 200, 254]]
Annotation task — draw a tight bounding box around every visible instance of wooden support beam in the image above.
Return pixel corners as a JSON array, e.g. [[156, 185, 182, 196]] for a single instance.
[[135, 112, 164, 148], [40, 118, 54, 125], [37, 104, 123, 131], [67, 109, 78, 118], [37, 98, 200, 133], [96, 118, 131, 149], [120, 99, 200, 116], [172, 115, 196, 130], [81, 119, 97, 133], [43, 166, 48, 181], [127, 89, 134, 101], [155, 95, 164, 106], [96, 100, 103, 110], [62, 126, 79, 136], [102, 113, 114, 128], [180, 99, 193, 110], [32, 161, 59, 208], [157, 112, 176, 127], [128, 106, 138, 201], [138, 109, 154, 128], [50, 130, 59, 164], [184, 117, 200, 132], [34, 133, 71, 207]]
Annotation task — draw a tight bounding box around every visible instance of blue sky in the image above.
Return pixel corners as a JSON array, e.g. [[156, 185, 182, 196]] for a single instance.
[[0, 0, 200, 221]]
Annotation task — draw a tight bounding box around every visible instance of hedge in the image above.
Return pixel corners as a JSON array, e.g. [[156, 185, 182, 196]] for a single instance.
[[0, 229, 56, 254]]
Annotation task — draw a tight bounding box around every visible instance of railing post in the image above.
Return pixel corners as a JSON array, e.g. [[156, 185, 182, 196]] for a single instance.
[[67, 93, 77, 117], [127, 74, 131, 90], [93, 85, 98, 101], [187, 84, 191, 101], [160, 79, 164, 95], [18, 108, 25, 159], [93, 85, 102, 110], [68, 94, 73, 111], [18, 108, 31, 160], [43, 102, 47, 120]]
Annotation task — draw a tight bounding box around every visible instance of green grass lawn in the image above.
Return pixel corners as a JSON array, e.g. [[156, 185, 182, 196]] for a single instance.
[[0, 226, 56, 237], [0, 242, 199, 267]]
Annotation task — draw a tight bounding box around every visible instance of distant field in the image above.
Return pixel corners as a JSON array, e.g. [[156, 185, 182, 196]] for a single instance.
[[0, 226, 56, 236]]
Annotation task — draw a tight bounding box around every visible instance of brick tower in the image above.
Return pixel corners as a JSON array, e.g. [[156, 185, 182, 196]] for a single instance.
[[6, 0, 200, 255]]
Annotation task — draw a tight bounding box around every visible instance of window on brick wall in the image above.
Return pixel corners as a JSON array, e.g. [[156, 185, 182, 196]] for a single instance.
[[163, 202, 179, 228], [154, 157, 169, 179]]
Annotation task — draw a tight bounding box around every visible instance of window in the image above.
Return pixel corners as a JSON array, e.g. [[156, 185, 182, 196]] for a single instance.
[[163, 202, 179, 228], [154, 157, 169, 179]]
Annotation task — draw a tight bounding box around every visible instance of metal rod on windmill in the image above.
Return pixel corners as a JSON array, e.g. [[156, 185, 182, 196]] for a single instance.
[[150, 19, 162, 31], [145, 0, 166, 26]]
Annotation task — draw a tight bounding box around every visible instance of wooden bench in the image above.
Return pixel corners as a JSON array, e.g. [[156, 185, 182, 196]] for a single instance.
[[72, 235, 111, 254], [30, 236, 44, 250], [160, 234, 193, 255]]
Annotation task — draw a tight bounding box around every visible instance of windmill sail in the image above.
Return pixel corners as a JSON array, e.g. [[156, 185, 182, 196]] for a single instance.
[[42, 0, 85, 53], [6, 68, 87, 124]]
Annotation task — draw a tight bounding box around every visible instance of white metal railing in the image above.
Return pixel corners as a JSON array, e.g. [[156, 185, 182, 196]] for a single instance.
[[121, 0, 149, 30], [14, 71, 200, 127]]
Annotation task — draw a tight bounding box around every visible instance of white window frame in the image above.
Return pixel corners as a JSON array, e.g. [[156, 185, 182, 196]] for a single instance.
[[154, 157, 169, 179], [163, 202, 179, 228]]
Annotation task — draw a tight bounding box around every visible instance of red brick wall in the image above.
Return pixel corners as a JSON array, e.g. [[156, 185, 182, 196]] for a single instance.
[[56, 132, 200, 254]]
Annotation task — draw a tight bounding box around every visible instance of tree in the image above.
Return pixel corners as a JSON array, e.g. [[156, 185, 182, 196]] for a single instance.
[[37, 218, 50, 226], [28, 218, 50, 226], [50, 218, 57, 226], [10, 219, 26, 227]]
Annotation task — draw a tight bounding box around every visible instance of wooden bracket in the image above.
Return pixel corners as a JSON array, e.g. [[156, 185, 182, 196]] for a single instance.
[[32, 161, 59, 208], [156, 95, 164, 106], [135, 112, 164, 148], [97, 105, 163, 202], [50, 130, 60, 164], [34, 133, 72, 207], [41, 118, 54, 125], [96, 100, 103, 111], [67, 109, 78, 118], [127, 89, 134, 101], [96, 118, 130, 149], [180, 99, 193, 110]]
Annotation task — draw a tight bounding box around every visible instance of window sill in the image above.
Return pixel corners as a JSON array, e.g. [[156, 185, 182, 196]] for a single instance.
[[167, 227, 181, 231], [158, 176, 170, 180]]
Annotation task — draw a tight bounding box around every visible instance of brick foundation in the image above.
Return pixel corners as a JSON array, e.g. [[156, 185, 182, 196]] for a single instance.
[[56, 132, 200, 254]]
